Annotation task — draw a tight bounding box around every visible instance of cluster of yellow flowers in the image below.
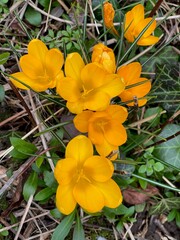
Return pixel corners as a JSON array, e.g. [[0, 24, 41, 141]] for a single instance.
[[9, 3, 159, 215]]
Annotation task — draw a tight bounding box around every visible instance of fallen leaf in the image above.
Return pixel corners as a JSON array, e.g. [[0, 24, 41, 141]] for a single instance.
[[122, 184, 159, 205]]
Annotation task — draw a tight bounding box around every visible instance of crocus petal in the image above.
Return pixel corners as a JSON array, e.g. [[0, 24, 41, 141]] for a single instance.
[[55, 70, 64, 93], [106, 105, 128, 123], [56, 184, 77, 215], [10, 72, 30, 89], [131, 4, 144, 25], [104, 120, 127, 146], [73, 178, 105, 213], [137, 35, 159, 46], [45, 49, 64, 77], [124, 11, 135, 42], [10, 72, 49, 91], [67, 100, 85, 114], [28, 39, 48, 63], [95, 138, 117, 157], [99, 74, 125, 97], [95, 179, 123, 208], [92, 43, 116, 73], [20, 55, 44, 79], [83, 156, 114, 182], [73, 111, 93, 133], [85, 90, 110, 112], [65, 53, 85, 83], [66, 135, 93, 165], [103, 2, 115, 29], [88, 117, 105, 145], [81, 63, 106, 90], [54, 158, 77, 185], [130, 78, 151, 97], [125, 78, 151, 98], [135, 18, 156, 38], [119, 79, 151, 107], [117, 62, 141, 86], [57, 77, 81, 101]]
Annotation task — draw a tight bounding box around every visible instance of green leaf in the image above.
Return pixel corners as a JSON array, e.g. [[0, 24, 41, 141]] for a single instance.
[[52, 210, 76, 240], [0, 84, 5, 102], [38, 0, 50, 10], [115, 158, 135, 179], [154, 162, 164, 172], [0, 52, 10, 65], [1, 0, 9, 3], [23, 172, 38, 201], [35, 156, 44, 168], [25, 6, 42, 26], [175, 212, 180, 228], [50, 208, 63, 219], [149, 197, 180, 215], [146, 166, 153, 176], [10, 137, 37, 159], [139, 178, 148, 190], [0, 224, 9, 236], [44, 170, 57, 188], [167, 209, 176, 222], [73, 212, 85, 240], [104, 204, 133, 216], [48, 29, 54, 38], [135, 203, 146, 213], [34, 187, 53, 201], [138, 165, 147, 174], [153, 124, 180, 168]]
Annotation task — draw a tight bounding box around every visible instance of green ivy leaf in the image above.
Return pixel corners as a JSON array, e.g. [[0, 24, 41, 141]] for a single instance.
[[52, 210, 76, 240], [153, 124, 180, 168], [23, 172, 38, 201], [150, 64, 180, 113], [144, 107, 163, 127], [25, 6, 42, 26], [140, 46, 179, 72]]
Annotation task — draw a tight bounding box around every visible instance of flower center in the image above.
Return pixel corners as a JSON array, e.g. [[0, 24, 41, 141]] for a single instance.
[[76, 168, 91, 183], [80, 86, 93, 98]]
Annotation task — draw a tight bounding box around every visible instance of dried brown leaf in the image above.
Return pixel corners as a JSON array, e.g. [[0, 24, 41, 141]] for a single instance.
[[122, 185, 159, 205]]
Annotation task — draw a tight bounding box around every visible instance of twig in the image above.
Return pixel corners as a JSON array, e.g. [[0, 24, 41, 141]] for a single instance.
[[0, 108, 64, 161], [14, 195, 34, 240], [162, 176, 180, 195], [57, 0, 69, 12], [149, 0, 164, 17], [27, 91, 55, 171], [0, 109, 26, 127], [128, 111, 166, 128], [123, 223, 135, 240], [0, 217, 24, 240], [44, 0, 52, 32]]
